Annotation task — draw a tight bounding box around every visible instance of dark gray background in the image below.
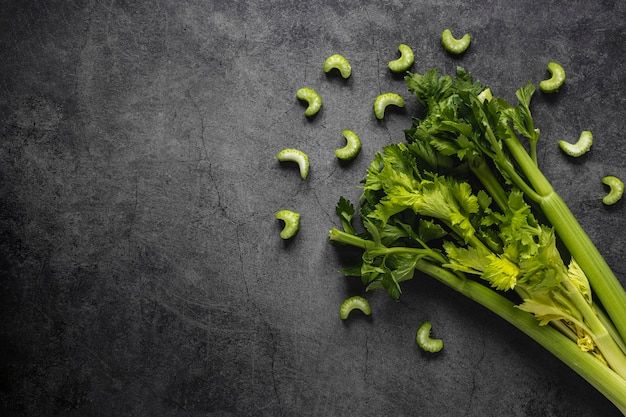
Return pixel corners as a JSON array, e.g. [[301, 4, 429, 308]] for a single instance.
[[1, 0, 625, 416]]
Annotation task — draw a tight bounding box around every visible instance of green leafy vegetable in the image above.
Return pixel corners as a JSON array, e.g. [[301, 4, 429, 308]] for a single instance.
[[339, 295, 372, 320], [329, 67, 626, 414], [559, 130, 593, 157], [416, 321, 444, 353], [324, 54, 352, 79], [539, 61, 566, 93], [335, 129, 362, 160], [602, 175, 624, 205], [388, 43, 415, 73], [441, 29, 471, 55], [275, 209, 300, 239]]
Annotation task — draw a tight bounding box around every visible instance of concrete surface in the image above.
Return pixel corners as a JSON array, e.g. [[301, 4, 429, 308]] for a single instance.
[[1, 0, 625, 416]]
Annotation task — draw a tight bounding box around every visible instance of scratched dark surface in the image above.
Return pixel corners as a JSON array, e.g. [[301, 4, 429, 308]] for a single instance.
[[1, 1, 625, 416]]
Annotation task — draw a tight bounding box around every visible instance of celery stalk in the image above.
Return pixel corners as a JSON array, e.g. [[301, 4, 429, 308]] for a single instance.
[[416, 259, 626, 415], [500, 130, 626, 346], [330, 228, 626, 414]]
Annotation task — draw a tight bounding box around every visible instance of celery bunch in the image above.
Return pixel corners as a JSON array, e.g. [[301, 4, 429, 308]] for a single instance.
[[329, 67, 626, 414]]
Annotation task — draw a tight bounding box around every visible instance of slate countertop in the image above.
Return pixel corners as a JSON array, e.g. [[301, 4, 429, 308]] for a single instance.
[[1, 1, 625, 416]]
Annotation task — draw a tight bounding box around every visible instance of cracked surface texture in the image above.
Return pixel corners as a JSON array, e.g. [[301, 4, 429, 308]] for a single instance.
[[1, 1, 625, 416]]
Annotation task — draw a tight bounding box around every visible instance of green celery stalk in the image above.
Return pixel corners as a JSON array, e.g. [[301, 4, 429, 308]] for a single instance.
[[417, 259, 626, 416], [499, 130, 626, 346], [329, 227, 626, 414]]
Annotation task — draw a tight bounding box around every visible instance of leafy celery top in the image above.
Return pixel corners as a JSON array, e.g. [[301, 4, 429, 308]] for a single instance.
[[329, 67, 626, 414]]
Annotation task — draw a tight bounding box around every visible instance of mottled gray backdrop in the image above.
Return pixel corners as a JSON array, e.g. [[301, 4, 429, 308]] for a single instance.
[[1, 1, 625, 416]]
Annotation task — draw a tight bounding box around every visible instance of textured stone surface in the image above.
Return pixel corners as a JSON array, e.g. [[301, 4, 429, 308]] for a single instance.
[[1, 1, 625, 416]]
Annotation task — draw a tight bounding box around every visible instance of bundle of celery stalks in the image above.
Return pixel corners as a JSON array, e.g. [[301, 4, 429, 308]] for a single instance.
[[329, 67, 626, 414]]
